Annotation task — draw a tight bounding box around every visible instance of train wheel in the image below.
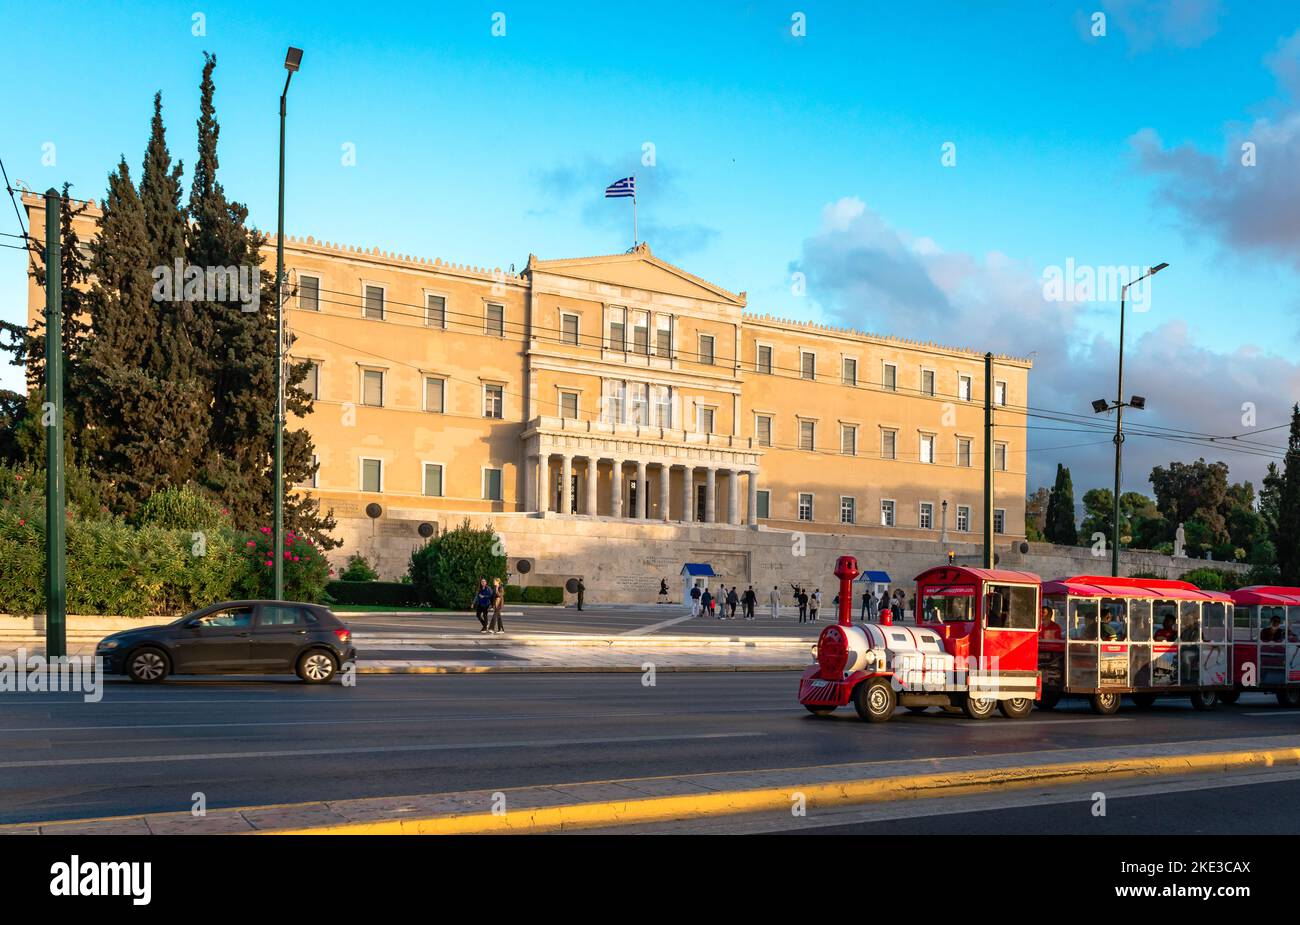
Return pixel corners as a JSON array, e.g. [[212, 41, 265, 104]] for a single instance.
[[853, 679, 896, 723], [1089, 692, 1121, 715], [962, 694, 998, 720], [1277, 689, 1300, 708], [1035, 692, 1061, 711], [1190, 690, 1218, 711], [1218, 690, 1240, 705], [1130, 693, 1157, 709], [804, 704, 835, 716], [998, 697, 1033, 719]]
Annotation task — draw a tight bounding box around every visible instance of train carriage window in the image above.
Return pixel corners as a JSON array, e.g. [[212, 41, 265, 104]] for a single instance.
[[1128, 599, 1151, 642], [1040, 596, 1066, 639], [920, 591, 974, 623], [984, 584, 1037, 630], [1099, 597, 1128, 641], [1260, 606, 1286, 642], [1288, 606, 1300, 643], [1201, 602, 1227, 642], [1069, 599, 1099, 640], [1179, 601, 1200, 642], [1153, 601, 1178, 641], [1233, 604, 1256, 642]]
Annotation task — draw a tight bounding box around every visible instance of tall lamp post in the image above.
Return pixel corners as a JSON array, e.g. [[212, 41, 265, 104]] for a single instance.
[[1093, 261, 1167, 578], [274, 46, 303, 602]]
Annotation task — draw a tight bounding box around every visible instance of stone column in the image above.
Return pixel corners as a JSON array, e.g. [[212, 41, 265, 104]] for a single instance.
[[538, 455, 551, 512], [560, 454, 573, 515], [728, 469, 740, 525], [747, 470, 759, 527], [524, 456, 538, 512], [659, 462, 671, 522], [635, 460, 647, 519], [585, 457, 599, 516], [705, 468, 717, 523], [681, 466, 693, 522], [610, 460, 623, 518]]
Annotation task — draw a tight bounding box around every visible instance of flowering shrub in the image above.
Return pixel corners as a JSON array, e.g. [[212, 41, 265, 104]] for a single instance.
[[234, 526, 332, 603]]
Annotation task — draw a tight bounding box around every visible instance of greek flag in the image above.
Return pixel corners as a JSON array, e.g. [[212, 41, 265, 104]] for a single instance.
[[604, 176, 636, 198]]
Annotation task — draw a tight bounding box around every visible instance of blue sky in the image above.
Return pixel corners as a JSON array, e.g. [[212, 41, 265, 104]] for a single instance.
[[3, 0, 1299, 496]]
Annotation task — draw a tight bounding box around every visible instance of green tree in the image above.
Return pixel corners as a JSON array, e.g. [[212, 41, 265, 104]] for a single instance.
[[1025, 486, 1049, 541], [1044, 464, 1078, 545], [408, 519, 506, 608], [339, 552, 380, 582], [1271, 404, 1300, 583]]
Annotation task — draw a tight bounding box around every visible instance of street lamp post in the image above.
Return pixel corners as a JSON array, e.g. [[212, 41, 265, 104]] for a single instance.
[[274, 46, 303, 602], [1094, 262, 1167, 578]]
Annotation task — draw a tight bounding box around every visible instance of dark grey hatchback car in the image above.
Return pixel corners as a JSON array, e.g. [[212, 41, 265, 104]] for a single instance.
[[96, 601, 356, 683]]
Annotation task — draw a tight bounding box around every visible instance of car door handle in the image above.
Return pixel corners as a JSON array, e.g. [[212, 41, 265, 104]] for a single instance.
[[236, 631, 251, 637], [294, 629, 308, 635]]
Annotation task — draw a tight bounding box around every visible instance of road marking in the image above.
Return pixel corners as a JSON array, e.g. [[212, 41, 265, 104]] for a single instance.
[[0, 731, 765, 769], [621, 614, 698, 636], [956, 717, 1135, 728], [1242, 711, 1300, 716]]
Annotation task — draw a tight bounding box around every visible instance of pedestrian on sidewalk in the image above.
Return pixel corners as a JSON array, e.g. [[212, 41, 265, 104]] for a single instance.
[[797, 588, 808, 624], [658, 578, 669, 604], [576, 578, 586, 611], [810, 589, 821, 622], [727, 586, 739, 619], [860, 588, 871, 621], [487, 578, 505, 634], [473, 579, 493, 633], [769, 585, 781, 619], [743, 585, 757, 620], [689, 583, 702, 617], [701, 587, 714, 619]]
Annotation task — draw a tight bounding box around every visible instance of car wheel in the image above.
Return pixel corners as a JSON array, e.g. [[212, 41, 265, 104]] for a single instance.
[[1090, 692, 1121, 715], [998, 697, 1033, 719], [853, 678, 896, 723], [804, 704, 835, 716], [1277, 688, 1300, 708], [962, 694, 997, 720], [297, 650, 338, 683], [1190, 690, 1218, 711], [127, 647, 168, 684]]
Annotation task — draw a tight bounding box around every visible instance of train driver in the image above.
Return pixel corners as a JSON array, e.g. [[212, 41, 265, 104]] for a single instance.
[[1040, 605, 1063, 639]]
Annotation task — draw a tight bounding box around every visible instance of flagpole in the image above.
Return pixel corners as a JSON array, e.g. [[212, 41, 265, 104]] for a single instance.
[[632, 175, 638, 247]]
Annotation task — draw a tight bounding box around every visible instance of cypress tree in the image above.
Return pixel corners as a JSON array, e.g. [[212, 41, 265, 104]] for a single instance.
[[1045, 463, 1079, 546], [1273, 405, 1300, 583]]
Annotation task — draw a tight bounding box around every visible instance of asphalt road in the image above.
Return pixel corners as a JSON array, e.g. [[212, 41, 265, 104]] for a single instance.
[[1, 672, 1298, 825]]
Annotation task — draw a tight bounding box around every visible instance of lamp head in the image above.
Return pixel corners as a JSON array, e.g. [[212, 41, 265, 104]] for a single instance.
[[1129, 395, 1146, 410], [285, 47, 303, 72], [1092, 399, 1110, 414]]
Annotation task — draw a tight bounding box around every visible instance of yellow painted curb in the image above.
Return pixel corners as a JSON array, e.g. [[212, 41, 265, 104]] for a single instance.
[[264, 745, 1300, 835]]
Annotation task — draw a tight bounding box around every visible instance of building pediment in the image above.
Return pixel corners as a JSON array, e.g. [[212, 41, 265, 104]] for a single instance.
[[528, 243, 746, 307]]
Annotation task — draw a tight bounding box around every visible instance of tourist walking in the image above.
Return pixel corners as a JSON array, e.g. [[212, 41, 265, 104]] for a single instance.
[[701, 587, 714, 619], [798, 588, 809, 623], [576, 578, 586, 611], [487, 577, 505, 634], [810, 589, 821, 622], [727, 586, 739, 619], [658, 578, 669, 604], [769, 585, 781, 619], [690, 583, 702, 617], [473, 579, 493, 633], [743, 585, 757, 620], [860, 588, 871, 621]]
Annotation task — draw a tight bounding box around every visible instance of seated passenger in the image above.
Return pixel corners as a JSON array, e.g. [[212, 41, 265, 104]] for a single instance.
[[1073, 613, 1098, 640], [1154, 615, 1177, 641], [1040, 606, 1063, 640], [1261, 615, 1284, 642]]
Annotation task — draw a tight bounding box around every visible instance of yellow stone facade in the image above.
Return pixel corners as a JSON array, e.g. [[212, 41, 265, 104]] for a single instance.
[[25, 195, 1031, 568]]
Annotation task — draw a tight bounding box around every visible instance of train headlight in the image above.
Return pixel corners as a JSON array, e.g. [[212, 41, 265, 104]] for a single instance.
[[862, 649, 877, 667]]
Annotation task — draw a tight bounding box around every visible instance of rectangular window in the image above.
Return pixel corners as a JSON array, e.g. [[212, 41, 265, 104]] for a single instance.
[[995, 380, 1007, 406], [422, 463, 443, 497], [361, 369, 384, 407], [756, 490, 770, 519], [799, 420, 816, 451], [298, 275, 320, 311], [957, 505, 971, 532], [697, 406, 715, 434], [920, 433, 935, 464], [920, 501, 934, 530], [882, 363, 897, 391], [655, 316, 672, 357], [842, 357, 857, 386], [959, 375, 972, 401], [559, 391, 579, 419], [798, 493, 814, 522], [363, 285, 384, 320], [881, 429, 897, 460], [608, 306, 626, 351], [698, 334, 715, 365], [361, 458, 382, 493], [994, 508, 1006, 534], [800, 351, 816, 381], [484, 384, 504, 419], [303, 361, 320, 400], [628, 382, 650, 425], [632, 311, 649, 355], [957, 437, 972, 467], [423, 376, 444, 413], [881, 499, 896, 527], [425, 294, 446, 328], [603, 380, 625, 424], [756, 414, 772, 447], [560, 312, 579, 345], [756, 344, 773, 375], [840, 496, 856, 524], [485, 303, 505, 337], [652, 385, 672, 427], [483, 468, 503, 501], [301, 453, 318, 489], [840, 424, 857, 455], [921, 368, 936, 397], [995, 442, 1008, 471]]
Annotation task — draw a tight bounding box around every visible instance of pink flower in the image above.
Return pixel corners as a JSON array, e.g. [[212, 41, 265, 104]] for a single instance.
[[246, 540, 256, 547], [284, 550, 291, 558], [264, 560, 272, 568], [260, 527, 271, 534], [292, 555, 299, 562], [18, 518, 25, 526]]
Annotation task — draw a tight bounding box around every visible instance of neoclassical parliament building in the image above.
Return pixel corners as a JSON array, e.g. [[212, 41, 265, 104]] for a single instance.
[[26, 194, 1031, 595]]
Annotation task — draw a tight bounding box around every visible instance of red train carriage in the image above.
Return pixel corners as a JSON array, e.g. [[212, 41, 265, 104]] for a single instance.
[[798, 558, 1041, 722], [1226, 586, 1300, 707], [1038, 575, 1232, 714]]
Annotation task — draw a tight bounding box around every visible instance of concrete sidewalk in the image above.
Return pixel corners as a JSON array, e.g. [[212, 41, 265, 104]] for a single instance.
[[8, 735, 1299, 835]]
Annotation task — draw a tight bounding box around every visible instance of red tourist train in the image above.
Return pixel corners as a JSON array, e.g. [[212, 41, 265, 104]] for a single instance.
[[797, 556, 1300, 722]]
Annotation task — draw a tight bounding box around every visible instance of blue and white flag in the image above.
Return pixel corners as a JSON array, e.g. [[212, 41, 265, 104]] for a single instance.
[[604, 176, 636, 199]]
